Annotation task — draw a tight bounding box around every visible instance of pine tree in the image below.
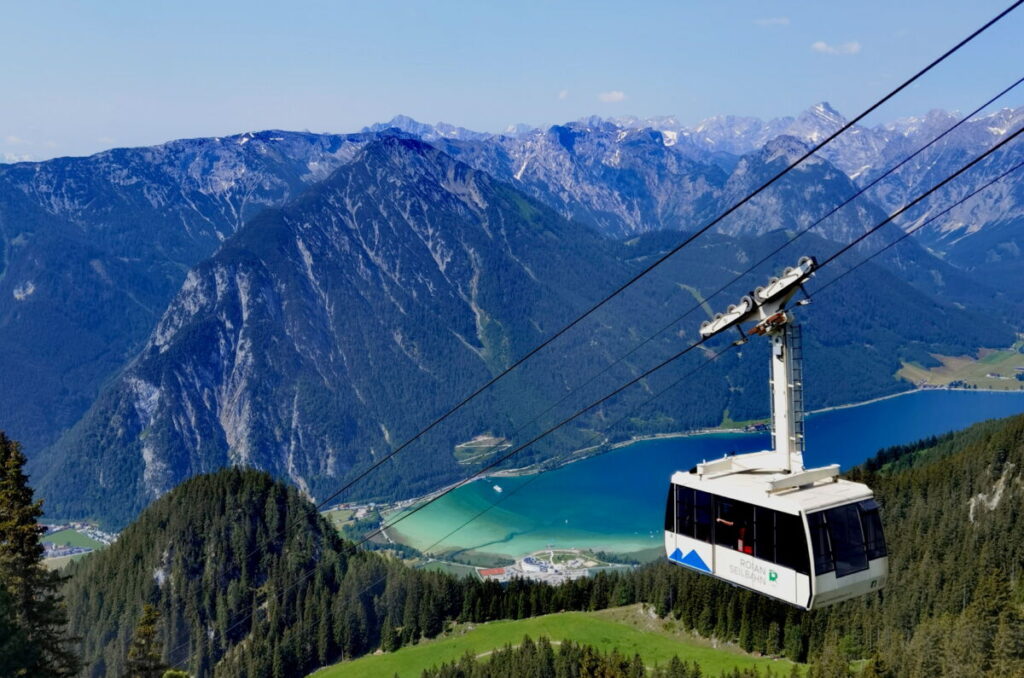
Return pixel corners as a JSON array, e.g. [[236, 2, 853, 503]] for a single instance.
[[738, 611, 754, 653], [859, 655, 890, 678], [0, 431, 79, 677], [125, 603, 168, 678], [628, 652, 646, 678]]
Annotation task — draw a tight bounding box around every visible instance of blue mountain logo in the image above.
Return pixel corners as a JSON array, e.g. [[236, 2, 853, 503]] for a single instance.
[[669, 547, 711, 573]]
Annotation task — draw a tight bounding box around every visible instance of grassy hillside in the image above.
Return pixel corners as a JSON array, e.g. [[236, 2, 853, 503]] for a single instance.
[[311, 605, 802, 678]]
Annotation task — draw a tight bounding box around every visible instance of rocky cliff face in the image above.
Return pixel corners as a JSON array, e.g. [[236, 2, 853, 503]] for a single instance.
[[34, 138, 633, 524], [34, 139, 1015, 528], [0, 130, 385, 452]]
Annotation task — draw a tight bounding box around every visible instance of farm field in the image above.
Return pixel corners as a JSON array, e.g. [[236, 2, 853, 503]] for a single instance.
[[323, 509, 355, 530], [898, 342, 1024, 390], [44, 529, 104, 549], [43, 552, 91, 571]]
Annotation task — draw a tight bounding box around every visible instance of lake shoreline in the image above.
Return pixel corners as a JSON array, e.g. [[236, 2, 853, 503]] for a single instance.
[[381, 387, 1024, 560], [382, 386, 1021, 517]]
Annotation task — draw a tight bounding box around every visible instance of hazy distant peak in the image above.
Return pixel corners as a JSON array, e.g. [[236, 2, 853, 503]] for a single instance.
[[758, 134, 818, 165], [806, 101, 845, 124], [502, 123, 537, 137], [362, 115, 492, 141]]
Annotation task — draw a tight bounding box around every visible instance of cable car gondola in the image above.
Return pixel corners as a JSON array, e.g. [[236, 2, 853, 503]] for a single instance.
[[664, 256, 888, 609]]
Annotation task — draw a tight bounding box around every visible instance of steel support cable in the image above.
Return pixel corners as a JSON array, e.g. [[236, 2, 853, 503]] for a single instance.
[[168, 126, 1024, 671], [811, 157, 1024, 300], [176, 341, 742, 673], [355, 122, 1024, 557], [450, 73, 1024, 472], [166, 337, 728, 669], [817, 125, 1024, 270], [310, 0, 1024, 514]]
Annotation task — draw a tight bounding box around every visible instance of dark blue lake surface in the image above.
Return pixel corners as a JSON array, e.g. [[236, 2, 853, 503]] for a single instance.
[[391, 390, 1024, 557]]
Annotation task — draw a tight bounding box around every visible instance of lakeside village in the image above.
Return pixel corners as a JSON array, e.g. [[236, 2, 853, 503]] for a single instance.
[[327, 501, 633, 585], [40, 523, 118, 560], [471, 549, 629, 585]]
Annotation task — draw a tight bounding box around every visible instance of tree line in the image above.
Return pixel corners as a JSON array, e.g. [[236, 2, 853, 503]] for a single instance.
[[418, 635, 792, 678], [6, 412, 1024, 676]]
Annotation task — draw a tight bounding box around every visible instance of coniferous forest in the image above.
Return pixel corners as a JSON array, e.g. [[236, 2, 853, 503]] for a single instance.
[[416, 636, 776, 678], [0, 412, 1007, 676]]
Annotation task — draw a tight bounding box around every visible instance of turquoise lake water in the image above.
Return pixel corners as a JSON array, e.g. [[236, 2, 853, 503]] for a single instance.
[[388, 390, 1024, 558]]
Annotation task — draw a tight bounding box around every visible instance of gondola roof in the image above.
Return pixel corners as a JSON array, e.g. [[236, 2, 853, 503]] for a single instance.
[[671, 469, 875, 514]]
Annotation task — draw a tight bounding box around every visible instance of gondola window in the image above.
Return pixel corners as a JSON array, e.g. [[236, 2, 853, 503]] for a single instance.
[[859, 500, 887, 560]]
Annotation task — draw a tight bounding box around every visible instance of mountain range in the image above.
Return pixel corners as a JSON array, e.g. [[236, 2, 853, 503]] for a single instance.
[[0, 103, 1020, 526]]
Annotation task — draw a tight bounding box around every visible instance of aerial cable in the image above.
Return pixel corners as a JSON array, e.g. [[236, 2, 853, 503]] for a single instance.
[[463, 72, 1024, 467], [817, 124, 1024, 269], [167, 123, 1024, 673], [311, 0, 1024, 513], [354, 120, 1024, 554], [309, 72, 1024, 551], [165, 339, 738, 671], [810, 157, 1024, 300]]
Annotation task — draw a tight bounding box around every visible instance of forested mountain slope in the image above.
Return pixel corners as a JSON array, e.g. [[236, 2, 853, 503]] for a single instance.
[[63, 468, 465, 677], [34, 137, 1013, 528], [3, 106, 1019, 464], [61, 467, 782, 678], [827, 413, 1024, 676], [0, 130, 380, 453], [64, 414, 1024, 678], [34, 137, 631, 525]]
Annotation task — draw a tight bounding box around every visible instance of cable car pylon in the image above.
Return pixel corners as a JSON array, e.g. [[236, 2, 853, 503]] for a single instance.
[[665, 256, 888, 609], [696, 256, 824, 483]]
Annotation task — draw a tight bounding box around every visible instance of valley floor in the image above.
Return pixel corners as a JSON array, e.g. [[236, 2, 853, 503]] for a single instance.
[[307, 604, 804, 678], [897, 342, 1024, 390]]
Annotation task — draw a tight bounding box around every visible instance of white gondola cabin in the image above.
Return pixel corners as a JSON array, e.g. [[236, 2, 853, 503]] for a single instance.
[[664, 257, 888, 609]]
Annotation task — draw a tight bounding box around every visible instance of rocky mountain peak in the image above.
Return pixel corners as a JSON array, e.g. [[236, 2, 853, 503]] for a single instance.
[[362, 115, 492, 142]]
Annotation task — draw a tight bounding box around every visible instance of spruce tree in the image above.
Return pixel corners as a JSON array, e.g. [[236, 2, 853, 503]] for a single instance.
[[0, 586, 29, 675], [810, 635, 851, 678], [989, 608, 1024, 677], [125, 603, 168, 678], [0, 431, 79, 677], [380, 615, 399, 652], [783, 616, 805, 663]]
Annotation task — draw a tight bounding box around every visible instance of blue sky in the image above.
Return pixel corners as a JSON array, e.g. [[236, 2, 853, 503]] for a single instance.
[[3, 0, 1023, 161]]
